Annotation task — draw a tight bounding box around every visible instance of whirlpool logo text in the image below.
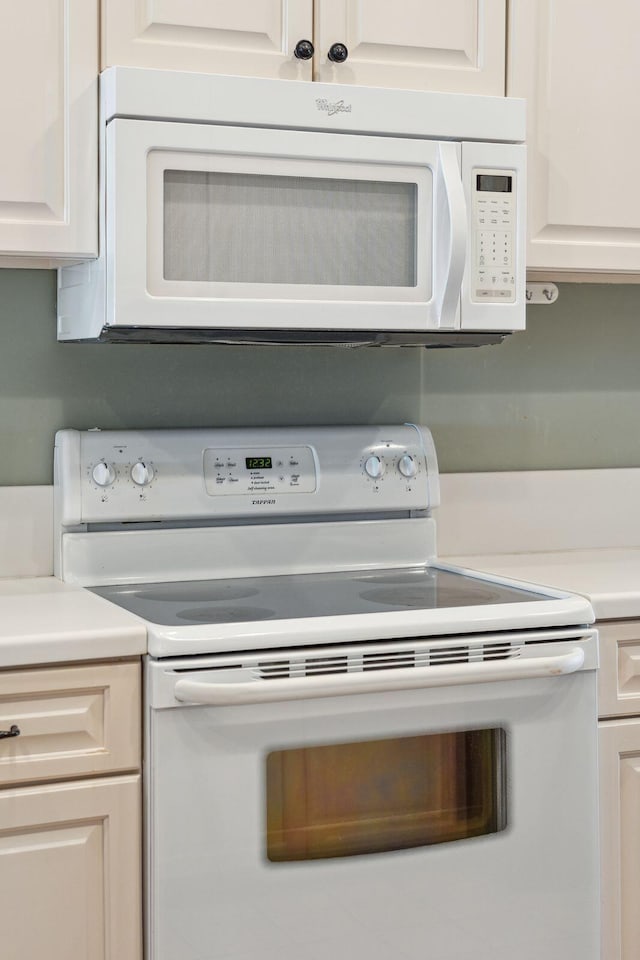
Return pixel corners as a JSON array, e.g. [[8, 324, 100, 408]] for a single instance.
[[315, 98, 352, 116]]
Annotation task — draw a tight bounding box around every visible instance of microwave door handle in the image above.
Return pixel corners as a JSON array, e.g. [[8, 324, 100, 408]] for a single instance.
[[173, 647, 585, 706], [433, 142, 467, 326]]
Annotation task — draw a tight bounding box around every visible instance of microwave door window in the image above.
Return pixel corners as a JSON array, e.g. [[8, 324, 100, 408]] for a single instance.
[[163, 170, 418, 288]]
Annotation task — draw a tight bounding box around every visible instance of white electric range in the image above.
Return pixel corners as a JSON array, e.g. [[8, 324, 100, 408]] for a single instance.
[[54, 424, 599, 960]]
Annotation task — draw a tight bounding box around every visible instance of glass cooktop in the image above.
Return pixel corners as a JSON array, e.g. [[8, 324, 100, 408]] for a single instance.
[[90, 566, 547, 627]]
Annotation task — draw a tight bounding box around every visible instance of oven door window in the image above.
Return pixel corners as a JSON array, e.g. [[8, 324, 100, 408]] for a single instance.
[[266, 728, 506, 862]]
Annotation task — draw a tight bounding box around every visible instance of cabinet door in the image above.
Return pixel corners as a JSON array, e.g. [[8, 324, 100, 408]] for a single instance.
[[314, 0, 506, 94], [102, 0, 313, 80], [0, 775, 141, 960], [508, 1, 640, 278], [0, 0, 98, 264], [599, 719, 640, 960]]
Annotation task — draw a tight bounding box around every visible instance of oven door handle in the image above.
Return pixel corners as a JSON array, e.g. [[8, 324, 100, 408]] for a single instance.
[[173, 647, 586, 706]]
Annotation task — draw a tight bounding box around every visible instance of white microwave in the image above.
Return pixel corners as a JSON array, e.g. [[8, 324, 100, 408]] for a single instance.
[[58, 68, 526, 347]]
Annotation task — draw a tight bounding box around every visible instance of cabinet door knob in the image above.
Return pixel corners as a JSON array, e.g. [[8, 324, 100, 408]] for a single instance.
[[327, 42, 349, 63], [0, 725, 20, 739], [294, 39, 315, 60]]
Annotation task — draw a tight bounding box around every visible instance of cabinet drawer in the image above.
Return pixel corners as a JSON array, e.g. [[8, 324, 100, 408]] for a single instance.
[[0, 661, 140, 786], [598, 621, 640, 718]]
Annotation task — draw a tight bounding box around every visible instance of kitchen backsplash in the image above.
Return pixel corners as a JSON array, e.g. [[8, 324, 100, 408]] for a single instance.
[[5, 468, 640, 577], [1, 270, 640, 485]]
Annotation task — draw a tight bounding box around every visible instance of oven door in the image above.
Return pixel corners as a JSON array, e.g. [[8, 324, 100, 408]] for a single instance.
[[104, 118, 466, 334], [146, 631, 599, 960]]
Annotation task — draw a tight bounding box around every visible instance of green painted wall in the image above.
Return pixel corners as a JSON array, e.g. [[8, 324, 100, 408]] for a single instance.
[[1, 270, 638, 484], [0, 270, 421, 485], [420, 282, 640, 472]]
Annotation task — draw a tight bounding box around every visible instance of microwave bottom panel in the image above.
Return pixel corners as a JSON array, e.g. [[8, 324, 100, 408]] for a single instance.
[[79, 326, 510, 348]]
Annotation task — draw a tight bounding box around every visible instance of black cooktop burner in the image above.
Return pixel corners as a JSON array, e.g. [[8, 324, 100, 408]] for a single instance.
[[90, 565, 547, 628]]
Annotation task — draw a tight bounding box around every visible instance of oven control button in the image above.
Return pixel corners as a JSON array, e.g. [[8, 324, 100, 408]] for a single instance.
[[364, 455, 385, 479], [131, 461, 155, 486], [398, 454, 417, 478], [91, 461, 116, 487]]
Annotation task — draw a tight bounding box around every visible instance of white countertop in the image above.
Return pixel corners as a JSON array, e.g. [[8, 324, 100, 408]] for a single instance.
[[0, 577, 146, 667], [446, 547, 640, 621]]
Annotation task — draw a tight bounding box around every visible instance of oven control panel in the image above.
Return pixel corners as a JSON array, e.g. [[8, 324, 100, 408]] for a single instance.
[[55, 424, 440, 524], [203, 446, 317, 496]]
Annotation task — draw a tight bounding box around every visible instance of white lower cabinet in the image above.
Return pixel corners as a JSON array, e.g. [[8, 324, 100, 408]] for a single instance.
[[598, 621, 640, 960], [0, 776, 141, 960], [0, 659, 142, 960]]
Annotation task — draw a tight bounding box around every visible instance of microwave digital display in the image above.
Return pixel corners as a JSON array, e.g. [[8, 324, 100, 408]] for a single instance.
[[476, 174, 513, 193], [246, 457, 273, 470]]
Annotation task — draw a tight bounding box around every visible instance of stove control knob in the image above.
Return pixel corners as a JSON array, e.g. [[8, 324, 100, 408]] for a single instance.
[[131, 461, 155, 486], [92, 461, 116, 487], [364, 455, 385, 479], [398, 454, 417, 478]]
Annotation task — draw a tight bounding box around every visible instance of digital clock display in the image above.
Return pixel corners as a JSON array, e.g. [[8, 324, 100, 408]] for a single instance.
[[476, 174, 513, 193], [246, 456, 273, 470]]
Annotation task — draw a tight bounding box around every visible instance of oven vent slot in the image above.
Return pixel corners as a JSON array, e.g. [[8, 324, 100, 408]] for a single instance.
[[256, 640, 522, 679]]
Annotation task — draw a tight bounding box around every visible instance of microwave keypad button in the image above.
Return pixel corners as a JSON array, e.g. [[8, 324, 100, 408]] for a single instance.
[[501, 234, 513, 267], [475, 289, 513, 299], [478, 232, 512, 268]]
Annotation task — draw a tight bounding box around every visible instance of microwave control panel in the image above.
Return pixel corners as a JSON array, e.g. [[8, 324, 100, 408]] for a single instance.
[[471, 168, 517, 303]]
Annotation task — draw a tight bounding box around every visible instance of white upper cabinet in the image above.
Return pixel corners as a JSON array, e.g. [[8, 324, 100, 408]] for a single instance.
[[508, 0, 640, 278], [102, 0, 315, 80], [314, 0, 506, 94], [102, 0, 506, 95], [0, 0, 98, 265]]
